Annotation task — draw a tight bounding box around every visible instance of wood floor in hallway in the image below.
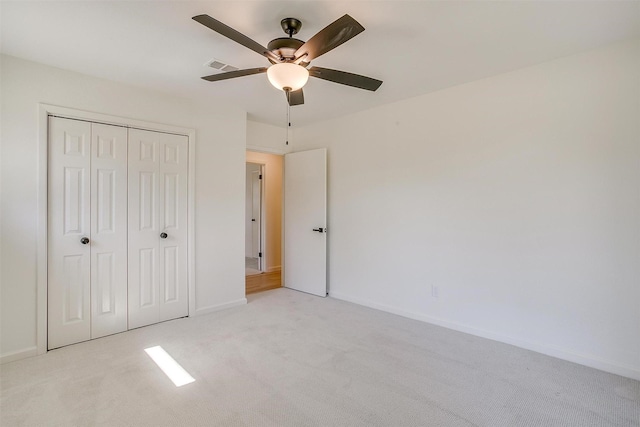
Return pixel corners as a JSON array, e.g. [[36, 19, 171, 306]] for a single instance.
[[245, 269, 281, 295]]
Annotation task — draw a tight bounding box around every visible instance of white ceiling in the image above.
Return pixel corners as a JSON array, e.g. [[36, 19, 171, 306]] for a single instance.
[[2, 1, 639, 127]]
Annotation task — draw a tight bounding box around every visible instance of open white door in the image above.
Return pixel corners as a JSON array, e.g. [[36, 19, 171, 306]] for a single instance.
[[284, 148, 327, 297]]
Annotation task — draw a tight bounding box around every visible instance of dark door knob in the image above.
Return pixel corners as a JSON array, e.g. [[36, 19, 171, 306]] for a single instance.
[[312, 228, 325, 233], [160, 232, 168, 239], [80, 237, 90, 244]]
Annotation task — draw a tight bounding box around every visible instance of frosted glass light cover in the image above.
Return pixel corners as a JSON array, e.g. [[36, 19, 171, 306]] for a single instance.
[[267, 63, 309, 91]]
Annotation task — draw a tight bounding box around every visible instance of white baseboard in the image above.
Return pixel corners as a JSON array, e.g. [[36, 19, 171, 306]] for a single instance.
[[194, 298, 247, 316], [1, 346, 38, 365], [329, 291, 640, 381]]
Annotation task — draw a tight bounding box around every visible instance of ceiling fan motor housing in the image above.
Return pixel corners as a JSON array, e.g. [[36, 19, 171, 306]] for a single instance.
[[267, 37, 304, 62]]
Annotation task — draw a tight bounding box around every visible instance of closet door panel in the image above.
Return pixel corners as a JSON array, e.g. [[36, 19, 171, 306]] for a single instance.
[[159, 134, 188, 322], [129, 130, 188, 327], [128, 129, 161, 329], [48, 117, 92, 349], [90, 123, 128, 339]]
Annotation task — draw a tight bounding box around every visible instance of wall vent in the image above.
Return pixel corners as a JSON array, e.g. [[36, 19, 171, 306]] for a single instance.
[[205, 58, 239, 73]]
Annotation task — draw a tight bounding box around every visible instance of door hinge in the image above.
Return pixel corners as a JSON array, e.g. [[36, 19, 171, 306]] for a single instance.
[[259, 174, 262, 179], [258, 252, 262, 258]]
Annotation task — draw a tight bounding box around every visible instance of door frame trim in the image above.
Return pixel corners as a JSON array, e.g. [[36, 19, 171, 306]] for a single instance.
[[37, 104, 196, 355]]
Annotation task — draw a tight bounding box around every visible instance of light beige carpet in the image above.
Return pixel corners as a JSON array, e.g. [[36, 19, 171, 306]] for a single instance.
[[1, 288, 638, 426]]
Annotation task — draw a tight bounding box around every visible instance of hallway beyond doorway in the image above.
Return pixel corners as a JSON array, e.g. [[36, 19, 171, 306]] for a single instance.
[[245, 270, 281, 295], [245, 257, 260, 276]]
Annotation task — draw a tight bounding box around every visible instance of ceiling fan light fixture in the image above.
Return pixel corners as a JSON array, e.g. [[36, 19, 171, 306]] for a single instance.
[[267, 63, 309, 91]]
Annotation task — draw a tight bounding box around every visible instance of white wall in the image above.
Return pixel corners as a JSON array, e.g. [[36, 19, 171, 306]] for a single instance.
[[247, 120, 290, 155], [0, 55, 247, 361], [293, 39, 640, 379]]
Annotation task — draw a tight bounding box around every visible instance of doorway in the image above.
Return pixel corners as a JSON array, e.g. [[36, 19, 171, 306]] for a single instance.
[[245, 151, 283, 294]]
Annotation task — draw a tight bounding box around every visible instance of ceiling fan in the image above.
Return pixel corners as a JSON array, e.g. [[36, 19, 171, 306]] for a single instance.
[[193, 14, 383, 106]]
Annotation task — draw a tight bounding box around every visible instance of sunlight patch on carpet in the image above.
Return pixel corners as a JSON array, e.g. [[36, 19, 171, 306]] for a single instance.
[[144, 346, 195, 387]]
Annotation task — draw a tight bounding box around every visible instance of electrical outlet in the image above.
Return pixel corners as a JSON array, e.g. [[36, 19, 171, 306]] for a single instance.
[[431, 285, 439, 298]]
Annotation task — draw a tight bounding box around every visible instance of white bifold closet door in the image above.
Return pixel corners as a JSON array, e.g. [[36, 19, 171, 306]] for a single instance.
[[127, 129, 188, 329], [48, 117, 128, 349]]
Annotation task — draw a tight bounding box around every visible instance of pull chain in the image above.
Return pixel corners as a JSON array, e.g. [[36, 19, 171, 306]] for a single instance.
[[286, 99, 291, 145]]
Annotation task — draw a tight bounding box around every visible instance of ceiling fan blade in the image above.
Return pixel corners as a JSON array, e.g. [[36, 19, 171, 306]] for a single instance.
[[286, 89, 304, 106], [193, 15, 280, 62], [294, 14, 364, 62], [201, 67, 268, 82], [309, 67, 382, 91]]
